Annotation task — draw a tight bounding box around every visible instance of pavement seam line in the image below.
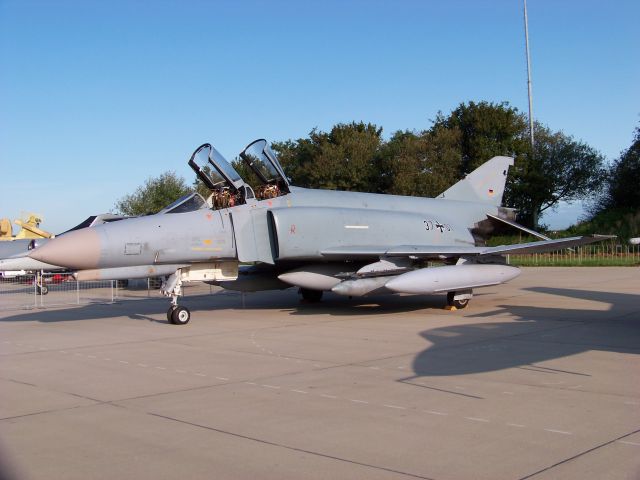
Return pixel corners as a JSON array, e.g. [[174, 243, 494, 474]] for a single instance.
[[518, 426, 640, 480], [146, 412, 436, 480]]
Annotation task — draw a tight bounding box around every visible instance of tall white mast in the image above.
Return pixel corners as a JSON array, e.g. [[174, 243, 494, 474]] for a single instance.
[[524, 0, 534, 149]]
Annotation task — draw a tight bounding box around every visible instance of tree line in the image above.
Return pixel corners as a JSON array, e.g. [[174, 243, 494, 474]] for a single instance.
[[115, 101, 639, 233]]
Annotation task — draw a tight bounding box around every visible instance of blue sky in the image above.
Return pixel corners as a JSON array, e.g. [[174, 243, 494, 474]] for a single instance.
[[1, 0, 638, 233]]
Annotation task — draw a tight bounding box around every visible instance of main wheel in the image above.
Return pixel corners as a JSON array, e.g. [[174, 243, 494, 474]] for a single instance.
[[447, 291, 469, 309], [299, 288, 323, 302], [167, 305, 178, 323], [170, 306, 191, 325]]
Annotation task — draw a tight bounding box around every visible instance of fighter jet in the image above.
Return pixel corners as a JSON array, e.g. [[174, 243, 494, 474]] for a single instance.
[[30, 140, 613, 324]]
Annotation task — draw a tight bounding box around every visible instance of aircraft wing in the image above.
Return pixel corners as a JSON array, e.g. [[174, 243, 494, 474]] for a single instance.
[[321, 245, 482, 258], [321, 235, 615, 259]]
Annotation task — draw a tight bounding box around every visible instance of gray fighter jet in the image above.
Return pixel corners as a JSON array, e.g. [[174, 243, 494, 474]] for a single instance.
[[30, 140, 612, 324]]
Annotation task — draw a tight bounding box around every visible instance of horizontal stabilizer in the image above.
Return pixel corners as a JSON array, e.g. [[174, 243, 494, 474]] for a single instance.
[[480, 235, 615, 255], [486, 214, 550, 241]]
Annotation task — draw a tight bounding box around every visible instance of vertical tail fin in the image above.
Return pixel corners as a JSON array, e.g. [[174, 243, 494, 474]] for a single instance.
[[437, 156, 514, 206]]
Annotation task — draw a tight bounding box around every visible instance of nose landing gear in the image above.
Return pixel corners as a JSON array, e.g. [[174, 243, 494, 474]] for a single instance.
[[168, 305, 191, 325], [162, 270, 191, 325]]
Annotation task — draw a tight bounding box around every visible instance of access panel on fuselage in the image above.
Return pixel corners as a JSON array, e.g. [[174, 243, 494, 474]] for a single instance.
[[230, 206, 276, 264]]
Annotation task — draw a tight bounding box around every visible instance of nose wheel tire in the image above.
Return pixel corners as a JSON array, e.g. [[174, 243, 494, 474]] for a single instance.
[[167, 305, 178, 323], [37, 285, 48, 295], [168, 306, 191, 325], [447, 292, 469, 309]]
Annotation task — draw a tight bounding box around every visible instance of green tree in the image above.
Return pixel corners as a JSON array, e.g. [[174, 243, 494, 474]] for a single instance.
[[583, 123, 640, 240], [379, 126, 461, 197], [272, 122, 383, 192], [432, 101, 529, 174], [509, 124, 605, 228], [115, 171, 192, 216], [604, 124, 640, 210]]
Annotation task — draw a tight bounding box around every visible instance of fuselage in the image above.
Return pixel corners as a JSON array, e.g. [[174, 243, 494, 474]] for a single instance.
[[30, 187, 500, 271]]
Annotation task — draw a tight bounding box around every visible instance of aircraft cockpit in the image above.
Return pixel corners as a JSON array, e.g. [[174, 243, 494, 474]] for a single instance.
[[240, 139, 290, 200], [188, 140, 290, 210], [188, 143, 255, 210]]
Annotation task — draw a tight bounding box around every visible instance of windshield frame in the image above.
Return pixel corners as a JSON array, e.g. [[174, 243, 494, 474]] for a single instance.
[[157, 192, 208, 214]]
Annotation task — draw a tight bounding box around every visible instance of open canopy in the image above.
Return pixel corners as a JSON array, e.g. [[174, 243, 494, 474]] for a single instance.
[[188, 143, 247, 193], [240, 139, 289, 189]]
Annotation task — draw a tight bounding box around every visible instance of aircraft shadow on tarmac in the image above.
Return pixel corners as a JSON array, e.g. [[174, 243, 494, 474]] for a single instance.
[[237, 290, 450, 316], [0, 298, 177, 324], [406, 286, 640, 379], [0, 289, 449, 324], [3, 287, 639, 383]]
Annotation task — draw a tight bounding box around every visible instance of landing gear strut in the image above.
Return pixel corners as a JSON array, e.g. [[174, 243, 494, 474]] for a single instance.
[[162, 270, 191, 325], [35, 272, 48, 295], [447, 290, 472, 309]]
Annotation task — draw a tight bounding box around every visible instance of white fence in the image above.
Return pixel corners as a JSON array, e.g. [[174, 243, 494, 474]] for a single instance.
[[0, 273, 163, 311], [508, 243, 640, 266]]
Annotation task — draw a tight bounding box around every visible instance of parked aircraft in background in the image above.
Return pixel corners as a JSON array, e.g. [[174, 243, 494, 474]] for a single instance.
[[30, 140, 613, 324], [0, 213, 53, 242], [0, 214, 126, 293]]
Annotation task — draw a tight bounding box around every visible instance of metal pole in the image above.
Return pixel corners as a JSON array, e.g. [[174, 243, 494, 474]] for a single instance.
[[524, 0, 534, 149], [38, 270, 43, 307]]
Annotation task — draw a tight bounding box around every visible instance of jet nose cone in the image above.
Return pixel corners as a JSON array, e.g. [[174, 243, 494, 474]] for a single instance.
[[29, 228, 101, 270]]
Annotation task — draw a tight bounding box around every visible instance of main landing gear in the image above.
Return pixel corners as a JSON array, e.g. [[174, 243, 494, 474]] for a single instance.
[[299, 288, 323, 303], [162, 270, 191, 325], [446, 289, 472, 309]]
